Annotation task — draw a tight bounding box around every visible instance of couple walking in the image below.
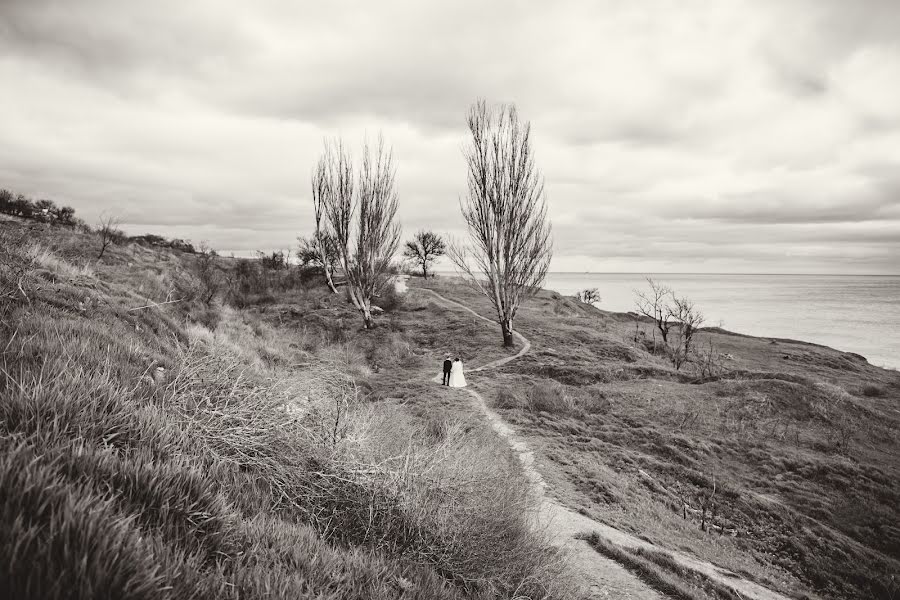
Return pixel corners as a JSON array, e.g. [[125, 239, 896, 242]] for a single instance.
[[442, 356, 467, 388]]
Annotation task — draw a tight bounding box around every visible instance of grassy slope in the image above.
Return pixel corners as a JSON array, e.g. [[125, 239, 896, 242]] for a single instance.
[[415, 277, 900, 600], [0, 219, 575, 600]]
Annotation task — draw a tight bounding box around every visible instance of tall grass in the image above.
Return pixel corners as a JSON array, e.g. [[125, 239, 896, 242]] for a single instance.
[[0, 238, 575, 599]]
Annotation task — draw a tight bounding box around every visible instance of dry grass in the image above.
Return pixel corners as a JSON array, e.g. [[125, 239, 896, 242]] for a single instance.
[[418, 276, 900, 600], [0, 223, 578, 600], [526, 381, 576, 415]]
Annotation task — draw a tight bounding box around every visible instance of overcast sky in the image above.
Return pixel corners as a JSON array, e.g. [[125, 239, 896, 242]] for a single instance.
[[2, 0, 898, 273]]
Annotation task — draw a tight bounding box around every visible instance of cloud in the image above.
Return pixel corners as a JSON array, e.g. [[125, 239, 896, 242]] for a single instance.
[[0, 0, 898, 273]]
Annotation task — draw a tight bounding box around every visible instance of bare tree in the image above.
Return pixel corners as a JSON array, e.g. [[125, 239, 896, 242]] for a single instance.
[[448, 100, 552, 347], [634, 278, 704, 370], [311, 156, 340, 293], [96, 214, 123, 259], [635, 278, 674, 346], [403, 230, 446, 278], [321, 137, 401, 329]]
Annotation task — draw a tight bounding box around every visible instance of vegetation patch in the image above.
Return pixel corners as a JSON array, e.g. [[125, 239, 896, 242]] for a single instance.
[[0, 221, 577, 600]]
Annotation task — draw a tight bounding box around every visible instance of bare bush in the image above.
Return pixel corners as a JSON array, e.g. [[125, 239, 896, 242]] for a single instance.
[[448, 99, 552, 347], [696, 338, 726, 380], [575, 288, 601, 306], [195, 243, 224, 305], [96, 214, 124, 259]]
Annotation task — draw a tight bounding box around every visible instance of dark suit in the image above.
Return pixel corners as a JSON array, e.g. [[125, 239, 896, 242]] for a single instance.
[[442, 359, 453, 385]]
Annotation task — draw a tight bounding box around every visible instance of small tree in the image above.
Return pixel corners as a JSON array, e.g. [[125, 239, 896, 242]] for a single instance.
[[575, 288, 601, 306], [321, 136, 401, 329], [55, 205, 76, 225], [96, 215, 123, 259], [403, 230, 446, 278], [448, 100, 552, 347], [635, 278, 674, 346]]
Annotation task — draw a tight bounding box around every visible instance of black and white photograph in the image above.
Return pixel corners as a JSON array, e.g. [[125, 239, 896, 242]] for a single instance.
[[1, 1, 898, 599]]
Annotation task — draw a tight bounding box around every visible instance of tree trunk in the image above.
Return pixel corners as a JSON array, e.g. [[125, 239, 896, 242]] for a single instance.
[[323, 267, 338, 294], [501, 318, 514, 347], [346, 284, 374, 328], [422, 264, 427, 279], [362, 306, 375, 329]]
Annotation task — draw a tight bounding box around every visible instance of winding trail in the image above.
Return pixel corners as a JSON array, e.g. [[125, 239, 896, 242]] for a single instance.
[[420, 287, 793, 600]]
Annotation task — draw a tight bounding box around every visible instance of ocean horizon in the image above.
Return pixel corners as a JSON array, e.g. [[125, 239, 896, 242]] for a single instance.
[[438, 271, 900, 370]]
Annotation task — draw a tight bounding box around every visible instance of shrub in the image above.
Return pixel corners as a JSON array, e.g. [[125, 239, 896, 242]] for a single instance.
[[376, 283, 404, 313], [576, 388, 610, 414], [860, 384, 886, 398], [188, 305, 222, 331], [527, 381, 576, 414], [193, 244, 224, 305], [495, 388, 522, 409], [575, 288, 601, 305], [369, 332, 413, 368]]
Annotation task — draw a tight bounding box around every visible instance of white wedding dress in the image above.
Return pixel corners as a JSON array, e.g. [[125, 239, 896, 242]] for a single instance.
[[448, 360, 467, 388]]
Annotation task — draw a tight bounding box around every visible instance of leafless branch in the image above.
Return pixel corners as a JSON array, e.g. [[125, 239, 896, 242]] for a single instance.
[[96, 214, 123, 259]]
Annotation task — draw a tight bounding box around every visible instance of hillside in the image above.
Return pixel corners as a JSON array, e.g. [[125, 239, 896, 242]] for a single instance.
[[415, 278, 900, 600], [2, 217, 899, 600], [0, 218, 576, 600]]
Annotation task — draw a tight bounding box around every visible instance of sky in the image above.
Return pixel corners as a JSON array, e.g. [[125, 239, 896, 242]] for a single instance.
[[1, 0, 899, 274]]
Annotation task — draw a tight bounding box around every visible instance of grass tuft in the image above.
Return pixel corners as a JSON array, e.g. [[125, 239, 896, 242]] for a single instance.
[[527, 381, 576, 415]]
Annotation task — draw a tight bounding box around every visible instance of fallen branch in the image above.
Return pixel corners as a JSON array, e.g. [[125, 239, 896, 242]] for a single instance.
[[128, 298, 184, 311]]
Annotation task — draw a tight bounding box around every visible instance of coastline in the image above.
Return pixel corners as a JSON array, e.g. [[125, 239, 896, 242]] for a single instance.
[[431, 272, 900, 371]]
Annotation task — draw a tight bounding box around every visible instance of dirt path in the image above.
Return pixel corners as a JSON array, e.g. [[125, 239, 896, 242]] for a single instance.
[[419, 288, 793, 600]]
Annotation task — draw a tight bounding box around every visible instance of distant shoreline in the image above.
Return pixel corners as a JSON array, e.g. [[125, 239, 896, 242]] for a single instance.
[[427, 272, 900, 371]]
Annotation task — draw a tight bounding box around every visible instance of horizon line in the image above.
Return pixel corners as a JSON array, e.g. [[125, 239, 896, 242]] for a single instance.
[[433, 270, 899, 277]]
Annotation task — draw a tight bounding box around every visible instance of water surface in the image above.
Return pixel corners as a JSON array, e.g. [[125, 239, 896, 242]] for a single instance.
[[539, 273, 900, 370]]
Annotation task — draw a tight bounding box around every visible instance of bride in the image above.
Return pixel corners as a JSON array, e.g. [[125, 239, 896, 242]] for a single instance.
[[448, 357, 467, 388]]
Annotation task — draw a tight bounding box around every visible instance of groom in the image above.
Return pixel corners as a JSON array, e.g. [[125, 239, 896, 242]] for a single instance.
[[442, 355, 453, 386]]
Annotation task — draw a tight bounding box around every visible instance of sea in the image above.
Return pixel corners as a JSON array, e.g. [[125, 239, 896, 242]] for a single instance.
[[538, 273, 900, 370]]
